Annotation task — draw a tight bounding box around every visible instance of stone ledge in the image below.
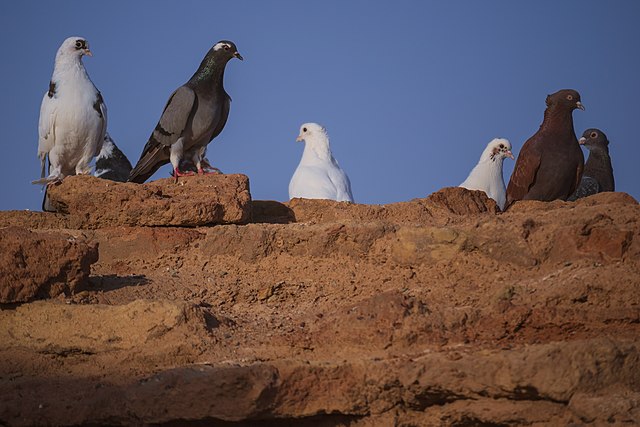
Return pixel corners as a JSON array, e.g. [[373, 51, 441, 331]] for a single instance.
[[0, 226, 98, 303], [45, 174, 252, 228]]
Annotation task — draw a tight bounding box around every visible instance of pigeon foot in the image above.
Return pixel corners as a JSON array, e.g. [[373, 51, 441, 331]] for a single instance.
[[32, 176, 63, 186], [173, 167, 195, 183], [197, 167, 222, 175]]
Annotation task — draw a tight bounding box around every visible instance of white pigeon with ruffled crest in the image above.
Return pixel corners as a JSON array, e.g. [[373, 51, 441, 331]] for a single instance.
[[460, 138, 514, 210]]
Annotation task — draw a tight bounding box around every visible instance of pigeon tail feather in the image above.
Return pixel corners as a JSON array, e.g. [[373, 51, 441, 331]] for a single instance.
[[128, 145, 169, 183]]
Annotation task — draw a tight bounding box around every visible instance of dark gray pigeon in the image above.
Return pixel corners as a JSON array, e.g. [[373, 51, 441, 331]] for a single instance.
[[128, 40, 242, 183], [506, 89, 585, 208], [95, 132, 132, 182], [568, 128, 614, 201]]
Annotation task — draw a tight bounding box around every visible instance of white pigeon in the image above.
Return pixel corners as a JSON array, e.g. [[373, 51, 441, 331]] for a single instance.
[[459, 138, 514, 210], [289, 123, 354, 202], [34, 36, 107, 185]]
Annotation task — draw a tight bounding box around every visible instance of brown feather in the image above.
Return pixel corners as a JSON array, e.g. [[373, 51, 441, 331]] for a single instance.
[[506, 144, 541, 208], [505, 89, 585, 209]]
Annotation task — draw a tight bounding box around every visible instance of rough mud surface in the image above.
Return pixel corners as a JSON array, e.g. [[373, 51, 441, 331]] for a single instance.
[[0, 176, 639, 426], [46, 174, 252, 228], [0, 227, 98, 303]]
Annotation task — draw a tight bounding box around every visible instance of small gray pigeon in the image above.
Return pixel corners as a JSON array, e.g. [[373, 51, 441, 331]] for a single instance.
[[289, 123, 354, 202], [128, 40, 242, 183], [459, 138, 514, 210], [95, 132, 132, 182], [35, 36, 107, 185], [568, 128, 614, 201], [506, 89, 584, 208]]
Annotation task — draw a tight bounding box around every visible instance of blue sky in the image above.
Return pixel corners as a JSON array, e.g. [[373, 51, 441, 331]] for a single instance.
[[1, 1, 639, 211]]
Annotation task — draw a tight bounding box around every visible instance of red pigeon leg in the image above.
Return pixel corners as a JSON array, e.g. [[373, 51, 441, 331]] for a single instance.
[[173, 167, 195, 183]]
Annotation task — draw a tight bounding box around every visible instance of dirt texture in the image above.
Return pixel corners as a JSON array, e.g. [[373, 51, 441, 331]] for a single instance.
[[0, 226, 98, 303], [0, 177, 639, 426], [44, 174, 252, 228]]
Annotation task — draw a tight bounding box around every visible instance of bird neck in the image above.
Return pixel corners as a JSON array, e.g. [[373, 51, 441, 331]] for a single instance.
[[478, 156, 505, 177], [53, 56, 88, 82], [479, 147, 500, 164], [585, 146, 610, 164], [302, 139, 333, 163], [188, 55, 226, 88], [540, 106, 576, 136]]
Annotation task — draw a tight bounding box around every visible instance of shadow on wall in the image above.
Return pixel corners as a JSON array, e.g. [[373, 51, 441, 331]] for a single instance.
[[88, 274, 150, 292], [251, 200, 296, 224]]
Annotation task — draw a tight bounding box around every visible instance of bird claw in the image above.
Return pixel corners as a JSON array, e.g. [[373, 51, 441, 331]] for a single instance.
[[197, 167, 222, 175], [31, 176, 62, 186], [173, 168, 195, 183]]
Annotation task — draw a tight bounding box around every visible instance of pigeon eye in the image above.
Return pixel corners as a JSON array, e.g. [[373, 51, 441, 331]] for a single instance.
[[566, 94, 573, 101], [224, 45, 230, 51], [303, 127, 307, 132], [75, 40, 83, 49], [590, 132, 598, 138], [499, 144, 504, 149]]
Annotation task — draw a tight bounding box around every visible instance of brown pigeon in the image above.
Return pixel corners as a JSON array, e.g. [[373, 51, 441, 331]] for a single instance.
[[505, 89, 585, 208]]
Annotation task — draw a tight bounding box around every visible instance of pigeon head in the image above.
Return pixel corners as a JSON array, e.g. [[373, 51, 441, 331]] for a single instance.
[[579, 128, 609, 151], [192, 40, 243, 82], [486, 138, 514, 162], [296, 123, 328, 143], [57, 36, 92, 60], [211, 40, 243, 62], [545, 89, 584, 111]]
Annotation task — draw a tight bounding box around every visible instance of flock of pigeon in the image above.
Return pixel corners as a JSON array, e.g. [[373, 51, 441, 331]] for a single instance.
[[460, 89, 614, 210], [34, 37, 614, 211]]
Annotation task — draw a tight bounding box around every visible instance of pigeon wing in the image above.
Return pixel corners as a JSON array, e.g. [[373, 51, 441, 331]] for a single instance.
[[328, 165, 354, 202], [572, 161, 584, 197], [128, 86, 196, 183], [568, 176, 600, 201], [92, 91, 108, 157], [506, 143, 542, 207], [37, 91, 57, 178], [209, 94, 231, 142], [289, 166, 338, 200]]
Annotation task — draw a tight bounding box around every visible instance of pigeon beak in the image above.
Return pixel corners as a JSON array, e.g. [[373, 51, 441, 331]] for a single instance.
[[296, 135, 304, 142], [506, 151, 515, 160], [576, 101, 585, 111], [84, 49, 93, 57], [234, 52, 244, 61], [578, 137, 587, 145]]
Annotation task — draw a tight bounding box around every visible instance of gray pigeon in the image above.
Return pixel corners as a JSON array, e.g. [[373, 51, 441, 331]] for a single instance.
[[95, 132, 132, 182], [128, 40, 242, 183], [568, 128, 614, 201], [35, 36, 107, 212]]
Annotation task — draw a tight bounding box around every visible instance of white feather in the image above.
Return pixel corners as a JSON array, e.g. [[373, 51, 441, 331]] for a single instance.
[[289, 123, 354, 202], [96, 132, 115, 161], [459, 138, 513, 210], [35, 36, 107, 183]]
